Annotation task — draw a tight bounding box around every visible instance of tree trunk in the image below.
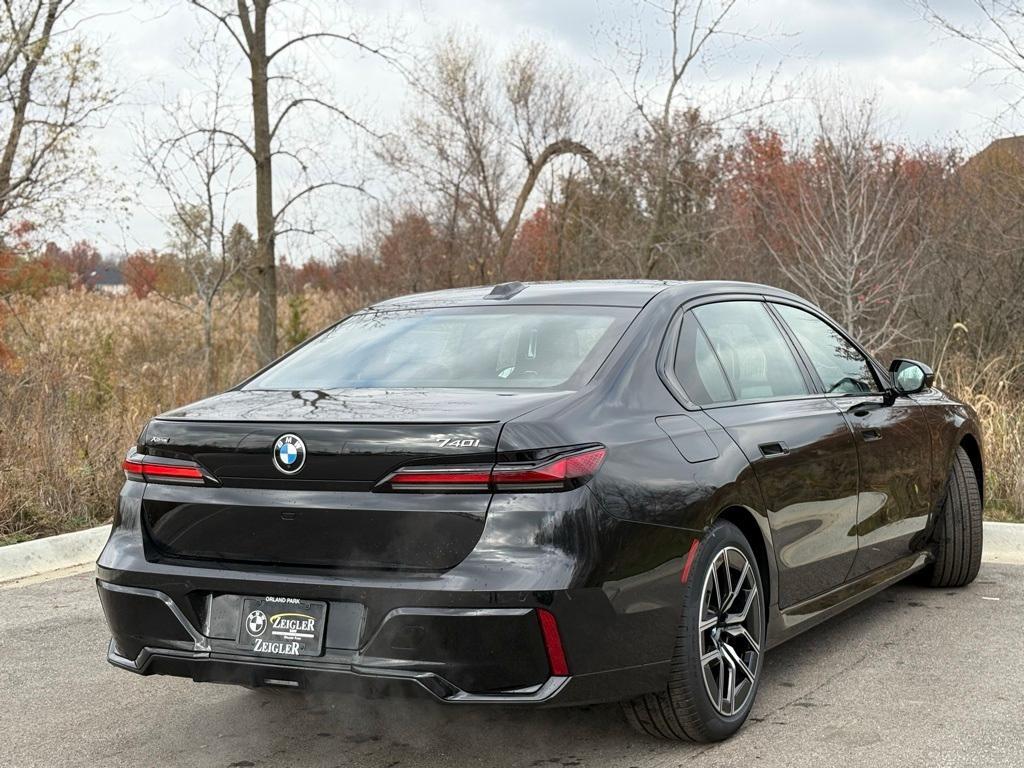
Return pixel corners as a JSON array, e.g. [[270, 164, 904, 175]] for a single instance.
[[0, 1, 60, 221], [494, 139, 595, 272], [243, 0, 276, 365], [203, 299, 215, 394], [639, 128, 673, 278]]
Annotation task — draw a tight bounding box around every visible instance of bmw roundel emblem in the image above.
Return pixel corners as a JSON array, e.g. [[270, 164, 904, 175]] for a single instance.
[[246, 609, 267, 637], [273, 434, 306, 475]]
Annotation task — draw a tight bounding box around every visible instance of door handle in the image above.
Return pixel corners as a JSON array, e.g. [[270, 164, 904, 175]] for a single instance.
[[846, 400, 884, 417], [861, 429, 882, 441], [759, 442, 788, 457]]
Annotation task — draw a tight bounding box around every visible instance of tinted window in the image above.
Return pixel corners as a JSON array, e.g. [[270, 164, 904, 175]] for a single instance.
[[675, 314, 734, 405], [692, 302, 809, 401], [246, 306, 634, 390], [774, 304, 879, 395]]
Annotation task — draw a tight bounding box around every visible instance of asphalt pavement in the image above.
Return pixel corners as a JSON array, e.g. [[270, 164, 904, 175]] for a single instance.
[[1, 560, 1022, 768]]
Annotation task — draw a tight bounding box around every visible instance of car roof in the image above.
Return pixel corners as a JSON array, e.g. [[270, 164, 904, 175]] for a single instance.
[[368, 279, 810, 310]]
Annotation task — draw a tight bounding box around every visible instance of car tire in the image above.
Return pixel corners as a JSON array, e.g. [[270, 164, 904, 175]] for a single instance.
[[921, 446, 983, 588], [622, 520, 765, 742]]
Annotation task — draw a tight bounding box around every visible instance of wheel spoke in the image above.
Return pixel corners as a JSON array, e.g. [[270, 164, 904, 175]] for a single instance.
[[700, 592, 719, 633], [718, 653, 728, 712], [724, 584, 757, 626], [723, 553, 734, 603], [721, 640, 756, 684], [724, 624, 762, 655], [711, 556, 724, 611], [722, 561, 750, 613], [721, 652, 736, 714], [701, 647, 722, 668]]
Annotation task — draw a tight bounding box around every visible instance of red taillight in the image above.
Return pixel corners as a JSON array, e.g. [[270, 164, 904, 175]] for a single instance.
[[386, 467, 492, 491], [122, 453, 205, 484], [122, 458, 145, 476], [536, 608, 569, 677], [142, 462, 204, 480], [381, 447, 606, 493], [492, 448, 606, 490]]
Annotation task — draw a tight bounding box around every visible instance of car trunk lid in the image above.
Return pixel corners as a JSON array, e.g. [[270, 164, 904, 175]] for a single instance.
[[138, 387, 567, 571]]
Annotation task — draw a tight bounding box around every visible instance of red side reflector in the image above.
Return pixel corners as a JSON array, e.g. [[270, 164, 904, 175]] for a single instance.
[[680, 538, 700, 583], [536, 608, 569, 677]]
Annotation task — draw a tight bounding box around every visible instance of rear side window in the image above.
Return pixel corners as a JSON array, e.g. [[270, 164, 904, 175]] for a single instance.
[[691, 302, 809, 402], [246, 305, 635, 391], [674, 314, 734, 405], [773, 304, 880, 395]]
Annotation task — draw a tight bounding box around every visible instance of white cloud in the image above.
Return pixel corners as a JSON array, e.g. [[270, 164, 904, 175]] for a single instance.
[[61, 0, 1022, 254]]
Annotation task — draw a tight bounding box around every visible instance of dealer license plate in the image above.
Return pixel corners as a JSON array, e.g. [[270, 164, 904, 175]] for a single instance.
[[237, 596, 327, 658]]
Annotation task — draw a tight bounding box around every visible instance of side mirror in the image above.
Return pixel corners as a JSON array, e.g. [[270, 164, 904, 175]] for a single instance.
[[889, 358, 934, 396]]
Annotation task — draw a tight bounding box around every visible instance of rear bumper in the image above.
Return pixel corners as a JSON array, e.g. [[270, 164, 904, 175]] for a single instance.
[[96, 483, 697, 705], [107, 640, 573, 704], [96, 576, 672, 706], [106, 642, 669, 708], [100, 579, 575, 703]]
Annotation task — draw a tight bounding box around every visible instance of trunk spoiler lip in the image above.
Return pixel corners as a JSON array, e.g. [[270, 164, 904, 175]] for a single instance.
[[152, 387, 576, 423], [148, 416, 502, 425]]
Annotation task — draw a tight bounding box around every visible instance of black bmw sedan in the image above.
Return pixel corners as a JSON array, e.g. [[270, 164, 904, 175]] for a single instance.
[[97, 280, 984, 741]]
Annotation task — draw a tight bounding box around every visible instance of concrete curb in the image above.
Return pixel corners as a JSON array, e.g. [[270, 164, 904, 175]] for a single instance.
[[0, 525, 110, 584], [982, 521, 1024, 564], [0, 519, 1020, 586]]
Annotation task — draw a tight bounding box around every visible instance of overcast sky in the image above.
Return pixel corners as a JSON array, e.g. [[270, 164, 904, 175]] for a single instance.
[[67, 0, 1020, 255]]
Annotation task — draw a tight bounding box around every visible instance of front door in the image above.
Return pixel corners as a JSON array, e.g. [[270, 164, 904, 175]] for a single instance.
[[837, 396, 933, 575], [770, 303, 934, 577], [682, 300, 861, 609]]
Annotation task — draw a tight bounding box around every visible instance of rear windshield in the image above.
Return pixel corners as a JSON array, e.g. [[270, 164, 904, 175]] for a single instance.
[[245, 305, 636, 391]]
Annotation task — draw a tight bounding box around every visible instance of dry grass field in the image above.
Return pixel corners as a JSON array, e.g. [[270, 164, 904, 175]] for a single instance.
[[0, 289, 1019, 543], [0, 290, 361, 543]]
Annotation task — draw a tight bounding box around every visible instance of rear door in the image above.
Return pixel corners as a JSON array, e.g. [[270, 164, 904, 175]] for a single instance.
[[676, 299, 861, 608], [769, 302, 933, 577]]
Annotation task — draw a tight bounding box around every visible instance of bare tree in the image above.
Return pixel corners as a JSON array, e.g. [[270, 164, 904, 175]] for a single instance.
[[496, 42, 597, 267], [911, 2, 1024, 369], [760, 99, 928, 353], [186, 0, 397, 364], [917, 1, 1024, 113], [390, 34, 596, 283], [0, 0, 115, 230], [610, 0, 742, 276], [564, 107, 723, 279], [917, 131, 1024, 371], [134, 43, 248, 391]]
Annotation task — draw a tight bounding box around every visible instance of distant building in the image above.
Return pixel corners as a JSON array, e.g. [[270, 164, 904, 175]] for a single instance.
[[87, 264, 129, 295], [962, 136, 1024, 176]]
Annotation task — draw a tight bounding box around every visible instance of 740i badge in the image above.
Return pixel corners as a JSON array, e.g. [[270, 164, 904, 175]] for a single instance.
[[435, 436, 481, 448]]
